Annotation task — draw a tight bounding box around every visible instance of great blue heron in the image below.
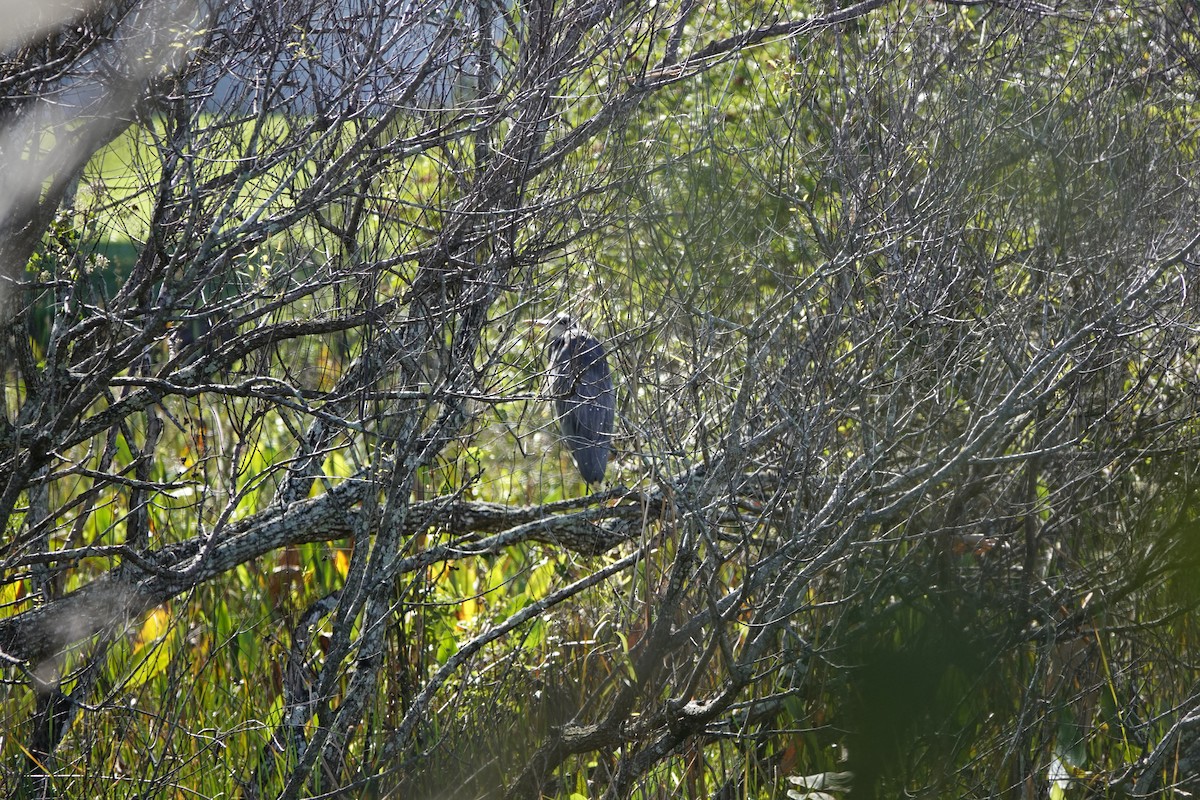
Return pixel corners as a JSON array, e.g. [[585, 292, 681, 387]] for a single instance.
[[535, 313, 615, 486]]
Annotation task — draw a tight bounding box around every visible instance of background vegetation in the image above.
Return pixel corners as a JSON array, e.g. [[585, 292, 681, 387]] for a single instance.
[[2, 1, 1199, 797]]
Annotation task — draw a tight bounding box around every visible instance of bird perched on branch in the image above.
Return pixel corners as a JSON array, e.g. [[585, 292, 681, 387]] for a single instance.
[[535, 313, 615, 487]]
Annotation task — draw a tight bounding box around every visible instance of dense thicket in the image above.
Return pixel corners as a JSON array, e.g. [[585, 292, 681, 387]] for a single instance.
[[2, 1, 1199, 798]]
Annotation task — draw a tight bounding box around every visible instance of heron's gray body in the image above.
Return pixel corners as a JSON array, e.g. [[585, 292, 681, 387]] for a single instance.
[[544, 316, 614, 485]]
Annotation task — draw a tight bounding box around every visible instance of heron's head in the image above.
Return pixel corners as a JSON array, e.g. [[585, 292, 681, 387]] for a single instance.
[[532, 312, 576, 340]]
